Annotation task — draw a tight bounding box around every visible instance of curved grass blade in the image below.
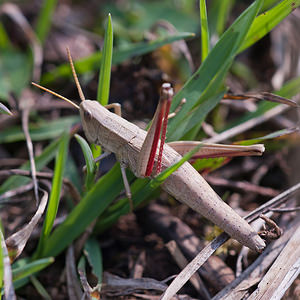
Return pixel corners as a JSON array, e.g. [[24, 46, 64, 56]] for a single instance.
[[84, 238, 103, 287], [41, 32, 194, 85], [0, 102, 12, 115], [200, 0, 210, 62], [12, 257, 54, 282], [35, 132, 69, 257], [239, 0, 300, 53], [6, 189, 48, 262], [97, 14, 113, 106], [236, 127, 300, 146], [75, 134, 97, 191]]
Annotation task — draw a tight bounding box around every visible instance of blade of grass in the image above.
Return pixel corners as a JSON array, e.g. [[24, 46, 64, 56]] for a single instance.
[[12, 257, 54, 282], [208, 0, 234, 37], [239, 0, 300, 53], [237, 128, 299, 146], [167, 0, 264, 141], [97, 14, 113, 106], [35, 132, 69, 258], [0, 22, 11, 49], [84, 238, 103, 287], [35, 0, 58, 44], [75, 134, 97, 191], [40, 163, 124, 258], [41, 32, 194, 85], [200, 0, 210, 62]]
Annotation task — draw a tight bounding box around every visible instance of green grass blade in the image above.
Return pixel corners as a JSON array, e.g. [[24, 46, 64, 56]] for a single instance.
[[97, 14, 113, 105], [238, 128, 298, 146], [75, 134, 97, 191], [0, 137, 61, 194], [261, 0, 281, 11], [239, 0, 300, 53], [167, 0, 263, 141], [35, 132, 69, 257], [30, 276, 51, 300], [208, 0, 234, 37], [35, 0, 58, 44], [41, 32, 194, 85], [41, 164, 124, 258], [200, 0, 210, 62], [12, 257, 54, 282], [0, 116, 79, 143], [0, 23, 11, 49], [84, 238, 103, 286]]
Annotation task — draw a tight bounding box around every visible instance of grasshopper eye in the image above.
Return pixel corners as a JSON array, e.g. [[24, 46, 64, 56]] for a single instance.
[[84, 109, 92, 120]]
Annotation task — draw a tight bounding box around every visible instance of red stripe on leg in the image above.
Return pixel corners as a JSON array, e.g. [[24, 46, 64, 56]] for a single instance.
[[145, 104, 165, 177], [156, 96, 172, 174]]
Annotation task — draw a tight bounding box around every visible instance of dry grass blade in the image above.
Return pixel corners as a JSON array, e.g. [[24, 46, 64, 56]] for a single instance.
[[224, 92, 299, 107], [166, 241, 210, 300], [247, 221, 300, 299], [0, 230, 16, 300], [0, 182, 33, 202], [5, 189, 48, 262], [20, 93, 39, 204], [204, 104, 290, 143], [160, 233, 229, 300]]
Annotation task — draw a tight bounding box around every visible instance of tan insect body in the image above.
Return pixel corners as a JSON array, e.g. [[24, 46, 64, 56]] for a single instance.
[[80, 100, 266, 252]]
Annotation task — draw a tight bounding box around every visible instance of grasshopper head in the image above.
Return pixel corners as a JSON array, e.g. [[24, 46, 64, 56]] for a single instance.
[[79, 100, 101, 144]]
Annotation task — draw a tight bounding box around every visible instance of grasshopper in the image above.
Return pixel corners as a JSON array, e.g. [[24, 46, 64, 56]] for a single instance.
[[32, 49, 266, 252]]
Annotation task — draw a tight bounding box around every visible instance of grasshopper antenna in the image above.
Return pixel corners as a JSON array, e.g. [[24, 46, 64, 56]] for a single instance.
[[31, 82, 80, 109], [66, 47, 86, 102]]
